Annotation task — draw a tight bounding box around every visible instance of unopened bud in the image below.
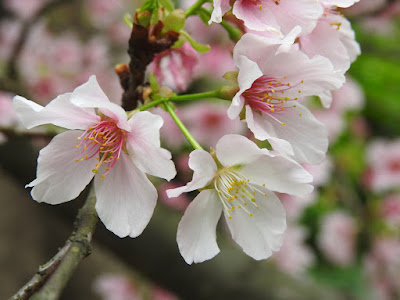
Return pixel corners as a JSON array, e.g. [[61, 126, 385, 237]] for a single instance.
[[163, 9, 185, 33]]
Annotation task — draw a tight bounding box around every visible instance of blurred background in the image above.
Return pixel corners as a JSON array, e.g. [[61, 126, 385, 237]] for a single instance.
[[0, 0, 400, 299]]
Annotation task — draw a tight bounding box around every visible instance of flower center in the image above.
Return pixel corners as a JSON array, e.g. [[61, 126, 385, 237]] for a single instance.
[[75, 119, 126, 178], [214, 168, 267, 219], [242, 75, 303, 126]]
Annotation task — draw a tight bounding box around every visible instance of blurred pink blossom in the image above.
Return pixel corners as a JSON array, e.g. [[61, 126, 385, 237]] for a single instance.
[[0, 92, 18, 144], [182, 102, 247, 148], [366, 139, 400, 192], [364, 237, 400, 300], [0, 20, 22, 61], [318, 211, 357, 266], [158, 181, 190, 212], [4, 0, 49, 20], [94, 274, 141, 300], [273, 226, 315, 275], [381, 194, 400, 228]]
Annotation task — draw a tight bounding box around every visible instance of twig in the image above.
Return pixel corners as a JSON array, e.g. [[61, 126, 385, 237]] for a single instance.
[[9, 186, 98, 300]]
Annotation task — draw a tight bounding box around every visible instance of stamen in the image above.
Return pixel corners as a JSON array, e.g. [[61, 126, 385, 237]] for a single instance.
[[75, 119, 126, 177]]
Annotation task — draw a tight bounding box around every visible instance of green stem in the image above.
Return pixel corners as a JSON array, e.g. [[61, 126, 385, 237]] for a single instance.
[[169, 89, 220, 101], [163, 101, 204, 151], [185, 0, 210, 17], [138, 98, 166, 111]]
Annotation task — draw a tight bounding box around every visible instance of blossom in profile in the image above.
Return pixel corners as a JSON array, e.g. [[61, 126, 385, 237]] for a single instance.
[[14, 76, 176, 238], [210, 0, 323, 37], [167, 134, 313, 264], [230, 33, 345, 164]]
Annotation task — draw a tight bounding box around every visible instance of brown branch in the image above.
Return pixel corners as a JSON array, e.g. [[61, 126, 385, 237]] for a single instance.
[[120, 21, 179, 111], [9, 186, 98, 300]]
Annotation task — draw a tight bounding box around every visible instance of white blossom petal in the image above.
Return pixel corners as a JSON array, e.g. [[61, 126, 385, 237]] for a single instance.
[[241, 153, 314, 197], [14, 94, 99, 130], [250, 103, 328, 164], [177, 189, 222, 264], [225, 188, 286, 260], [127, 111, 176, 181], [70, 76, 130, 131], [216, 134, 268, 167], [95, 152, 157, 238], [27, 130, 96, 204], [167, 150, 216, 198]]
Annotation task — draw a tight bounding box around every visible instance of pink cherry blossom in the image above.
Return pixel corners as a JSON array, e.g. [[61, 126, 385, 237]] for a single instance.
[[230, 33, 345, 164], [318, 211, 357, 266], [167, 134, 313, 264], [366, 139, 400, 192], [210, 0, 323, 37], [4, 0, 50, 20], [13, 76, 176, 238], [151, 43, 198, 92], [298, 4, 361, 77]]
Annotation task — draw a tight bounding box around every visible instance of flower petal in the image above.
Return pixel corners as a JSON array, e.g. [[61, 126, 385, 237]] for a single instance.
[[241, 152, 314, 197], [250, 103, 328, 164], [167, 150, 216, 198], [225, 188, 286, 260], [14, 94, 99, 130], [215, 134, 268, 167], [126, 111, 176, 180], [70, 76, 130, 131], [27, 130, 96, 204], [94, 151, 157, 238], [177, 189, 222, 264]]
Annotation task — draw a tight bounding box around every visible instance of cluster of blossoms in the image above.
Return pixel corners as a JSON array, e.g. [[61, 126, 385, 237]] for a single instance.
[[12, 0, 362, 266]]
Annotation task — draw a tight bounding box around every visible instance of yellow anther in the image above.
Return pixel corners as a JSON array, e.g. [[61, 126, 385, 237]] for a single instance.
[[101, 174, 105, 179], [229, 216, 232, 219], [282, 123, 286, 126], [250, 213, 253, 217], [76, 145, 80, 149]]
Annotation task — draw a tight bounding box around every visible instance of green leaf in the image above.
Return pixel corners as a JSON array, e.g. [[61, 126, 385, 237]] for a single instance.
[[180, 30, 210, 53]]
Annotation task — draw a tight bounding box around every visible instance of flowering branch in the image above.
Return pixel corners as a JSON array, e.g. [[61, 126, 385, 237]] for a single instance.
[[10, 186, 98, 300]]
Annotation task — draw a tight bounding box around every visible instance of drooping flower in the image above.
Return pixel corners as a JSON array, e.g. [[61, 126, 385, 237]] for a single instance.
[[13, 76, 176, 238], [230, 33, 345, 164], [167, 134, 313, 264], [210, 0, 324, 37]]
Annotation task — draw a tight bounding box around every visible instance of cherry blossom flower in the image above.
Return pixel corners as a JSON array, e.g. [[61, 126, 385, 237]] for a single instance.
[[298, 9, 361, 76], [167, 134, 313, 264], [381, 194, 400, 228], [13, 76, 176, 238], [230, 33, 345, 164], [210, 0, 323, 37], [317, 211, 357, 266], [150, 43, 198, 92]]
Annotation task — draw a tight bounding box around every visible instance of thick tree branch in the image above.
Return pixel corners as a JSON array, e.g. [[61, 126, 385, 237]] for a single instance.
[[9, 186, 98, 300]]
